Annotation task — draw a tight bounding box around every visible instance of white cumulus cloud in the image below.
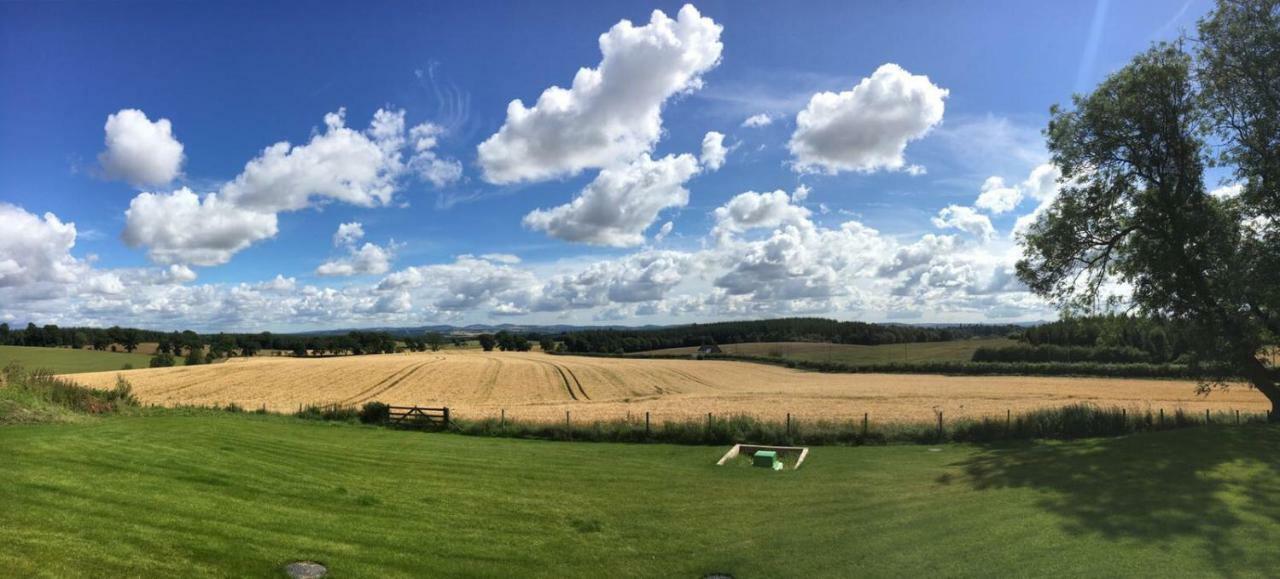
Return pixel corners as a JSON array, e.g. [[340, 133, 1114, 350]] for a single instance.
[[219, 108, 406, 213], [789, 63, 947, 174], [122, 188, 278, 266], [476, 5, 723, 184], [741, 113, 773, 128], [0, 203, 84, 288], [932, 205, 995, 241], [700, 131, 727, 170], [121, 108, 456, 268], [711, 188, 811, 242], [973, 176, 1022, 214], [522, 153, 700, 247], [333, 222, 365, 246], [408, 122, 463, 187], [98, 109, 185, 187], [316, 242, 395, 277]]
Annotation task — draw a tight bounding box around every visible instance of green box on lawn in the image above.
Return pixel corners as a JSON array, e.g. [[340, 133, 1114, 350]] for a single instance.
[[753, 450, 779, 468]]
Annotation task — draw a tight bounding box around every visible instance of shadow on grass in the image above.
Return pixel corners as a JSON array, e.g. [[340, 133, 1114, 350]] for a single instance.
[[945, 425, 1280, 572]]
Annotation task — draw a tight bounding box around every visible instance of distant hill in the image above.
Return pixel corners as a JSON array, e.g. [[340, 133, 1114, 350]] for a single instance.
[[288, 323, 666, 337], [286, 318, 1042, 338]]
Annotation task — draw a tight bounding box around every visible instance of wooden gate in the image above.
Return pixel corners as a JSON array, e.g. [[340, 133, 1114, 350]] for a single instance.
[[387, 405, 450, 430]]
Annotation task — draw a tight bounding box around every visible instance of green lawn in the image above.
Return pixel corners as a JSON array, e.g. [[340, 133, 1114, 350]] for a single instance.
[[0, 345, 156, 374], [3, 414, 1280, 577], [642, 337, 1016, 365]]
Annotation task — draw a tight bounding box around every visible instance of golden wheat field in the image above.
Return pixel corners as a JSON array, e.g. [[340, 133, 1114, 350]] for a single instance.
[[67, 349, 1270, 423]]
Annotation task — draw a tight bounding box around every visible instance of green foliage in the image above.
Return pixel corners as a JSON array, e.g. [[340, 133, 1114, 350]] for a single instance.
[[1017, 2, 1280, 411], [184, 347, 206, 366], [1196, 0, 1280, 215], [294, 404, 360, 422], [972, 344, 1156, 364], [477, 334, 496, 352], [359, 401, 390, 424], [0, 363, 140, 423], [149, 352, 176, 368], [560, 317, 1023, 354], [494, 331, 531, 352], [1018, 314, 1184, 361]]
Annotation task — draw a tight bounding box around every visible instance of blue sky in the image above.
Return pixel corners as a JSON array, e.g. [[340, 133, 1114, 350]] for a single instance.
[[0, 0, 1211, 331]]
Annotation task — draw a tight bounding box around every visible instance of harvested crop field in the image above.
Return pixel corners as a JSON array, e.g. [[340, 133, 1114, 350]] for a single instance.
[[68, 350, 1270, 423]]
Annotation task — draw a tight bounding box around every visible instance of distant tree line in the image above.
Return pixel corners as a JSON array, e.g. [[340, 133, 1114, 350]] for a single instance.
[[982, 315, 1188, 364], [0, 322, 160, 352], [477, 331, 532, 352], [0, 322, 404, 363], [557, 318, 1024, 354]]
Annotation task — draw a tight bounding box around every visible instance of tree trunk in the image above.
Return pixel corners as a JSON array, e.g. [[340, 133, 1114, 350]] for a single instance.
[[1239, 355, 1280, 422]]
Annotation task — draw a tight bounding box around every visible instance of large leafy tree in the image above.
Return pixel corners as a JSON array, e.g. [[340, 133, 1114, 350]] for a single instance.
[[1018, 0, 1280, 415]]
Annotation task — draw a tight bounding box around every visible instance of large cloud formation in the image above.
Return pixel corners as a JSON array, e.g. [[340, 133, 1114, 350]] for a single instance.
[[121, 188, 278, 266], [0, 3, 1068, 330], [789, 64, 947, 174], [220, 108, 408, 213], [98, 109, 185, 187], [1, 178, 1055, 330], [476, 5, 723, 184], [522, 153, 700, 247], [122, 109, 455, 267], [0, 204, 83, 288], [711, 188, 811, 242]]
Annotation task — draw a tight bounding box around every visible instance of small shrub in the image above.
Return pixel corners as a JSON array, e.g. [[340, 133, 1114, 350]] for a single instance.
[[149, 353, 176, 368], [110, 376, 139, 406], [0, 363, 139, 419], [295, 404, 360, 422], [359, 401, 391, 424]]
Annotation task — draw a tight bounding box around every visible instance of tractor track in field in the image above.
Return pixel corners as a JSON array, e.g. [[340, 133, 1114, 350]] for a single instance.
[[340, 360, 434, 405], [551, 363, 578, 401], [528, 358, 581, 401], [562, 366, 590, 400]]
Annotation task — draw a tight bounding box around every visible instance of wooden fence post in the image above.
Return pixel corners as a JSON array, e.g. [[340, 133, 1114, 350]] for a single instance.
[[706, 412, 712, 435], [1236, 409, 1240, 425], [565, 410, 571, 441], [1006, 409, 1011, 432], [1159, 408, 1164, 426], [443, 407, 450, 429], [786, 413, 792, 437], [936, 411, 944, 441], [1206, 408, 1211, 424], [645, 411, 650, 437], [862, 412, 869, 437], [500, 408, 505, 429]]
